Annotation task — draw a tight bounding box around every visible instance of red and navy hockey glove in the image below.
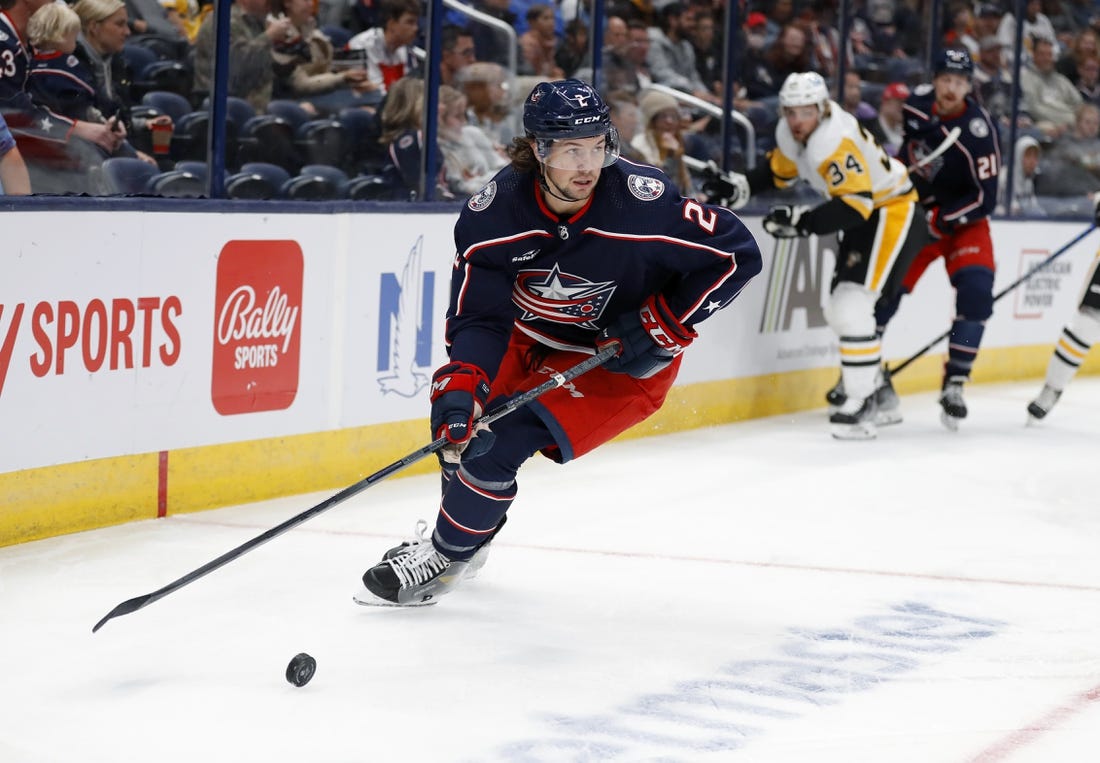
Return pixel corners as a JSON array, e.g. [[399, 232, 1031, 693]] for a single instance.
[[430, 361, 494, 463], [926, 207, 951, 239], [597, 294, 697, 379]]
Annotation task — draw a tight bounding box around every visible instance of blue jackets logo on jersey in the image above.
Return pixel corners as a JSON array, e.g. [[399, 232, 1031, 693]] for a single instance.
[[627, 174, 665, 201], [377, 236, 434, 397], [467, 181, 496, 212], [512, 264, 616, 328]]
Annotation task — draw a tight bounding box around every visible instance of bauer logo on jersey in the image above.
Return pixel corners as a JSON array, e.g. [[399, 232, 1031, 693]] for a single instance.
[[512, 263, 616, 328], [627, 174, 665, 202], [969, 117, 990, 139], [211, 240, 303, 415], [467, 181, 496, 212]]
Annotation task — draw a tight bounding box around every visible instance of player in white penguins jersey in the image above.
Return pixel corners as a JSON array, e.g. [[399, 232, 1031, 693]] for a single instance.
[[713, 71, 926, 439]]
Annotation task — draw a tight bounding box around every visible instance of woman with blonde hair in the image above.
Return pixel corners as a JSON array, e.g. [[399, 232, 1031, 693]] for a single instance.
[[630, 89, 697, 198], [378, 76, 450, 200]]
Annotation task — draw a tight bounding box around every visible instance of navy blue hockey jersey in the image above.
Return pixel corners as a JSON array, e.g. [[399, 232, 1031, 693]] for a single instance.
[[446, 159, 763, 377], [27, 50, 97, 122], [900, 87, 1000, 231], [0, 11, 74, 141]]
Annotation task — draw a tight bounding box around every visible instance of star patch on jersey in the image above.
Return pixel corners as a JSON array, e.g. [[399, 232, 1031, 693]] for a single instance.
[[467, 181, 496, 211], [627, 174, 665, 201], [512, 263, 616, 328], [968, 117, 989, 139]]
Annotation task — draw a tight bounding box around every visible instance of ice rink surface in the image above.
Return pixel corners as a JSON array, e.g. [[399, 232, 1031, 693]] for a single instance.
[[3, 378, 1100, 762]]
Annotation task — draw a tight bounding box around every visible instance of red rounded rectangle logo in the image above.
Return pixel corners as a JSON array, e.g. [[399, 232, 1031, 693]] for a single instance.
[[211, 240, 303, 415]]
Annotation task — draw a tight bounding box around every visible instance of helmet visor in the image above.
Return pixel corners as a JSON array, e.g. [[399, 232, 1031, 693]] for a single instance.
[[534, 127, 621, 170]]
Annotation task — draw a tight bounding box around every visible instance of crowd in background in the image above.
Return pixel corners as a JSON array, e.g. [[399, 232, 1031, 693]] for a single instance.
[[3, 0, 1100, 210]]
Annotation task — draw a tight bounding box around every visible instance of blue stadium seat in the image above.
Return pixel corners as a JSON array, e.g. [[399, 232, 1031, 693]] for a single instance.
[[226, 162, 291, 200], [142, 90, 192, 123], [99, 157, 159, 195], [146, 168, 206, 197], [282, 164, 349, 200]]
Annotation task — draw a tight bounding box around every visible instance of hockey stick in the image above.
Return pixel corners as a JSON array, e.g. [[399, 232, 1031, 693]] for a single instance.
[[92, 342, 622, 633], [908, 127, 961, 172], [885, 223, 1097, 378]]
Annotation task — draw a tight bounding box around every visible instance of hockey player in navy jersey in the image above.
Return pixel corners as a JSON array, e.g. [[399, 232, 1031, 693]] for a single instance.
[[704, 71, 926, 439], [354, 79, 762, 607], [876, 48, 1001, 430]]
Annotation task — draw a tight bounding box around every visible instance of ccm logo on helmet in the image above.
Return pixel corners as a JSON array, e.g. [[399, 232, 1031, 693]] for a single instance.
[[574, 116, 601, 124]]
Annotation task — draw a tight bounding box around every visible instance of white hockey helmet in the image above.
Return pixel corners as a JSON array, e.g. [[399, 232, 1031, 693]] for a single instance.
[[778, 72, 829, 110]]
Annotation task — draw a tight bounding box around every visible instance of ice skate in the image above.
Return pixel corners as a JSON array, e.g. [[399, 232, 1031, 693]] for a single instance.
[[1026, 384, 1062, 423], [825, 374, 846, 411], [829, 394, 877, 440], [939, 377, 967, 431], [873, 368, 902, 426], [354, 521, 470, 607]]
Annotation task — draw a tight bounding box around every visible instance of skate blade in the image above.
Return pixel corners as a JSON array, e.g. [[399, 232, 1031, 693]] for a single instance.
[[830, 422, 877, 440], [875, 409, 903, 426], [352, 588, 437, 608], [940, 411, 961, 431]]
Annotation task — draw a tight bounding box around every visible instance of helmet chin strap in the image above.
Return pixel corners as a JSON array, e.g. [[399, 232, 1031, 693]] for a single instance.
[[538, 163, 581, 204]]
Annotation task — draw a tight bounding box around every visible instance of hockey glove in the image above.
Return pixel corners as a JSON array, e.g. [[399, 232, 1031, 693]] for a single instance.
[[701, 161, 750, 210], [763, 204, 811, 238], [597, 294, 697, 379], [925, 206, 950, 240], [430, 361, 495, 463]]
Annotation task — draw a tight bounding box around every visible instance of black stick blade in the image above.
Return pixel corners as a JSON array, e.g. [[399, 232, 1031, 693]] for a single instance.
[[92, 593, 155, 633]]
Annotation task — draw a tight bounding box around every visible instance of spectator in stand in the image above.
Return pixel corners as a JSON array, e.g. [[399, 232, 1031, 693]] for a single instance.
[[869, 81, 908, 156], [761, 0, 795, 49], [743, 23, 812, 102], [1020, 35, 1082, 139], [0, 111, 31, 194], [436, 84, 507, 197], [973, 34, 1032, 135], [794, 2, 839, 81], [554, 17, 589, 78], [630, 89, 696, 198], [646, 2, 718, 104], [943, 1, 979, 57], [346, 0, 420, 101], [999, 0, 1060, 65], [468, 0, 516, 68], [28, 0, 161, 167], [1038, 102, 1100, 196], [123, 0, 188, 59], [840, 70, 877, 122], [378, 75, 449, 200], [456, 61, 519, 146], [607, 18, 653, 97], [268, 0, 371, 115], [0, 0, 125, 192], [27, 2, 94, 119], [1075, 55, 1100, 106], [998, 134, 1046, 216], [689, 7, 720, 100], [972, 3, 1004, 48], [440, 25, 476, 87], [607, 92, 646, 162], [194, 0, 292, 112], [1058, 27, 1099, 81], [598, 15, 634, 95], [518, 4, 564, 78]]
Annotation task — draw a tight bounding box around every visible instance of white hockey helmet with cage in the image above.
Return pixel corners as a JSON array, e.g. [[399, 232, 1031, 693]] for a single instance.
[[778, 72, 830, 110]]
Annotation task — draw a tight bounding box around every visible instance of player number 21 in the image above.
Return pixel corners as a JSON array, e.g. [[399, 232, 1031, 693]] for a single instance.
[[683, 199, 717, 233], [977, 154, 998, 180]]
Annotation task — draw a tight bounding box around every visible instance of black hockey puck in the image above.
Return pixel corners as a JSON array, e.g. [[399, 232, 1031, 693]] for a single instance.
[[286, 653, 316, 687]]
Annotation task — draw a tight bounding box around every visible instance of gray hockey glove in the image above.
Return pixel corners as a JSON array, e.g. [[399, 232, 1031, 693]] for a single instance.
[[701, 161, 750, 210], [763, 204, 811, 238]]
